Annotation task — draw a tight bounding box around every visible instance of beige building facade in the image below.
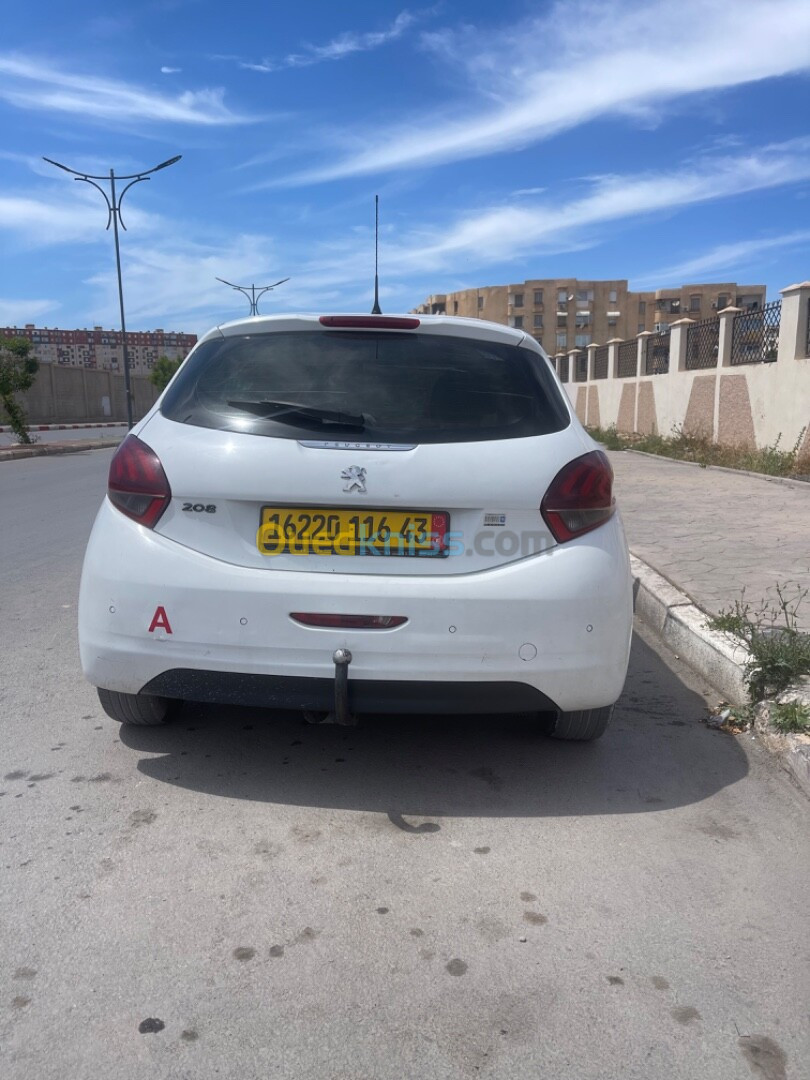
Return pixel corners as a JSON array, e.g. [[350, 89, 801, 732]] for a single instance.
[[1, 324, 197, 374], [413, 280, 766, 355]]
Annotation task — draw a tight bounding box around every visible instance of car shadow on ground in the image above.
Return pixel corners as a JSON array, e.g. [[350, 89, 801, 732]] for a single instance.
[[119, 632, 748, 818]]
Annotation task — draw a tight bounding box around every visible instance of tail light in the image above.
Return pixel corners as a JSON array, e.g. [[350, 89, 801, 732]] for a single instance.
[[541, 450, 615, 542], [108, 435, 171, 528], [291, 613, 407, 629]]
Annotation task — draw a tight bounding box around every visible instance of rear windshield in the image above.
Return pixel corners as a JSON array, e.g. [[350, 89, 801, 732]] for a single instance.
[[160, 330, 570, 444]]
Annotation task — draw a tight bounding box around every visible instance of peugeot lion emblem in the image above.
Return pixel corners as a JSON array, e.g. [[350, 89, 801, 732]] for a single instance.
[[341, 466, 367, 493]]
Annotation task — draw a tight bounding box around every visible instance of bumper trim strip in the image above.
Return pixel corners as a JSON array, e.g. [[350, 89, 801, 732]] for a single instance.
[[139, 669, 559, 715]]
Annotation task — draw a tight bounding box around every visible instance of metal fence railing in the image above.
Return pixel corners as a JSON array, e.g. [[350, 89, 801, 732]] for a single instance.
[[593, 345, 609, 379], [573, 351, 588, 382], [686, 316, 720, 369], [645, 331, 670, 375], [731, 299, 781, 365], [617, 339, 637, 377], [558, 354, 569, 382]]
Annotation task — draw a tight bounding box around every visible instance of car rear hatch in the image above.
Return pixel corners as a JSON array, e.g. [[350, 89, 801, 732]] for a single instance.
[[136, 315, 587, 576]]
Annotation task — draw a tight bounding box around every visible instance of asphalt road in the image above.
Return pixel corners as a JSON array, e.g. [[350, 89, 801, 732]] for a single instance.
[[1, 450, 808, 1080]]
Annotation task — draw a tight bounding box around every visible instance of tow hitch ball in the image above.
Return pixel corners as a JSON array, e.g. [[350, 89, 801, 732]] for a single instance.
[[332, 648, 355, 726], [303, 648, 357, 726]]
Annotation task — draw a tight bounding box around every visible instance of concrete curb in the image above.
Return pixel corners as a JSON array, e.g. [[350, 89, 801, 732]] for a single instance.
[[630, 554, 751, 704], [0, 438, 121, 461], [623, 449, 810, 489], [631, 552, 810, 799], [755, 721, 810, 797]]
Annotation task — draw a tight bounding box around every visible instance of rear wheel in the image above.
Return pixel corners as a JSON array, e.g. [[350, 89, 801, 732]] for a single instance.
[[545, 705, 613, 741], [97, 687, 176, 726]]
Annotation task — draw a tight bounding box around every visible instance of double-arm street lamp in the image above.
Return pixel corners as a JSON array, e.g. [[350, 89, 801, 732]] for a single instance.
[[216, 277, 290, 316], [43, 154, 182, 429]]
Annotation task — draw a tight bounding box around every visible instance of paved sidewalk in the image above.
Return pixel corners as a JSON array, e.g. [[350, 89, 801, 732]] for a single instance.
[[611, 451, 810, 631], [0, 424, 127, 448]]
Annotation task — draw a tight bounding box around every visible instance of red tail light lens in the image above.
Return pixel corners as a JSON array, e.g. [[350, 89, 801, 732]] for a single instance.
[[290, 613, 408, 629], [319, 316, 420, 330], [541, 450, 615, 542], [108, 434, 171, 528]]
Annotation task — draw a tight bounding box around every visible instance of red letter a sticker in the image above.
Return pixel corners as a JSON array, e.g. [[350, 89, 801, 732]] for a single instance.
[[148, 606, 173, 634]]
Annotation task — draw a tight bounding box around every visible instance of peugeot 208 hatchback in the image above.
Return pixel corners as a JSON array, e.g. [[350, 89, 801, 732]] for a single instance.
[[78, 313, 633, 740]]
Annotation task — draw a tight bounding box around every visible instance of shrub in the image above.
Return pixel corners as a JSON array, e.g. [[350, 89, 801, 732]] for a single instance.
[[0, 337, 39, 444]]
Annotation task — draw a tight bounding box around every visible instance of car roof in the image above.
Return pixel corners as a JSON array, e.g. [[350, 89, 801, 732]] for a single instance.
[[200, 313, 539, 352]]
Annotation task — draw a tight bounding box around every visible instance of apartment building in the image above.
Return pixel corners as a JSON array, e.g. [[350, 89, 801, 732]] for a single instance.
[[413, 280, 766, 354], [1, 324, 197, 373]]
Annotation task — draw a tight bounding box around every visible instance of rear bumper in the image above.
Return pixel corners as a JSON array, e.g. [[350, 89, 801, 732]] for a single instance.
[[79, 500, 633, 713]]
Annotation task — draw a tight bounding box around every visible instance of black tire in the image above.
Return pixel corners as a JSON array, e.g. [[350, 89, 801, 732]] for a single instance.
[[546, 704, 613, 741], [97, 687, 176, 726]]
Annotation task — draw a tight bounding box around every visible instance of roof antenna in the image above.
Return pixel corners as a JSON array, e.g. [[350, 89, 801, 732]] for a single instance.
[[371, 194, 382, 314]]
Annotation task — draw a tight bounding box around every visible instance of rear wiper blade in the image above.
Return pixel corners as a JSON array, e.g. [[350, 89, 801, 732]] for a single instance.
[[227, 399, 365, 428]]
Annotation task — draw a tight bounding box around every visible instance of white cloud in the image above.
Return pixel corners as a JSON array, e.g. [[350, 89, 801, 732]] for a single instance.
[[267, 0, 810, 185], [238, 9, 421, 73], [7, 139, 810, 333], [79, 222, 400, 333], [0, 298, 60, 325], [0, 188, 157, 247], [0, 54, 253, 125], [142, 140, 810, 326], [631, 231, 810, 288], [373, 139, 810, 269], [160, 66, 182, 75], [85, 232, 295, 330]]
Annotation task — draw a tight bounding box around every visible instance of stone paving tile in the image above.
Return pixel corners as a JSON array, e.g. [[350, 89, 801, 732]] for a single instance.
[[611, 452, 810, 630]]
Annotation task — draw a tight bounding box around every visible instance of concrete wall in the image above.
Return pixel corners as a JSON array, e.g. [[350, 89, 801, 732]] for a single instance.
[[18, 365, 160, 424], [561, 281, 810, 453]]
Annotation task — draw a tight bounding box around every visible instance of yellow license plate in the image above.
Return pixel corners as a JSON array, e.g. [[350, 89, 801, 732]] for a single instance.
[[258, 507, 450, 556]]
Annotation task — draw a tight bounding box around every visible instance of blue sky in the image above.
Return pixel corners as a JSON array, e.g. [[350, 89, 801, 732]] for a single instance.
[[1, 0, 809, 334]]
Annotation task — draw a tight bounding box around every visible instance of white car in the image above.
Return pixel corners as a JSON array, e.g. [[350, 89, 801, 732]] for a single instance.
[[78, 313, 632, 740]]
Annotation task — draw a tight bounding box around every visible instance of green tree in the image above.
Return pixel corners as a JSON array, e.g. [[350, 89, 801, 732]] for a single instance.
[[149, 355, 182, 392], [0, 337, 39, 444]]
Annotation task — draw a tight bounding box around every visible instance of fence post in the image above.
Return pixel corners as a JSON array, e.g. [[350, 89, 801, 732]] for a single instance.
[[717, 306, 741, 368], [586, 342, 598, 381], [670, 318, 693, 372], [569, 350, 584, 422], [778, 281, 810, 360], [634, 333, 651, 431], [711, 307, 742, 443], [636, 332, 651, 377], [607, 338, 622, 379]]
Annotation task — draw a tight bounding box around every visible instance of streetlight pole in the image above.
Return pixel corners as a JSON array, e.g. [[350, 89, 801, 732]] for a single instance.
[[216, 277, 290, 316], [43, 154, 181, 429]]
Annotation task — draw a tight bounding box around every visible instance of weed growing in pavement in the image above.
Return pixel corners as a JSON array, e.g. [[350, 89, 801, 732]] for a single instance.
[[590, 424, 624, 451], [708, 584, 810, 721], [587, 424, 810, 478], [770, 701, 810, 734]]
